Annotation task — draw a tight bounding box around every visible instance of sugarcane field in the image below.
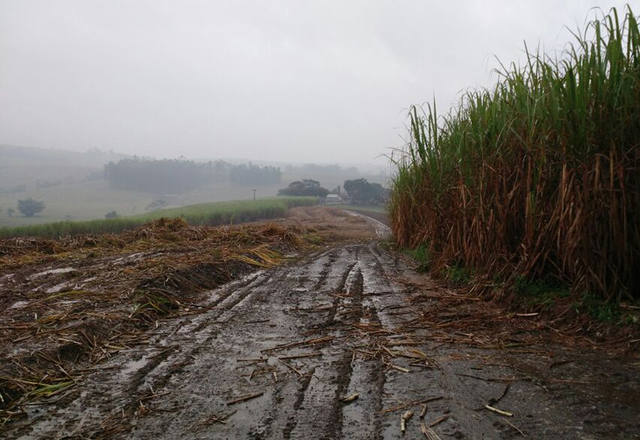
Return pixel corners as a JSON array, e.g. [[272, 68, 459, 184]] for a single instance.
[[1, 2, 639, 439]]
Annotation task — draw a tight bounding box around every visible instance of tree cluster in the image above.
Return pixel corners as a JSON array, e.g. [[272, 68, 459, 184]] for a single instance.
[[278, 179, 329, 197], [343, 179, 388, 205], [104, 159, 214, 193], [17, 198, 45, 217]]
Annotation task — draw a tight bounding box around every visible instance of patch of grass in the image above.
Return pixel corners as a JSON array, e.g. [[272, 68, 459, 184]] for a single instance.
[[445, 264, 472, 285], [514, 277, 570, 308], [575, 291, 621, 322], [303, 232, 324, 245], [513, 277, 639, 324], [29, 381, 74, 398], [0, 197, 317, 238], [405, 244, 431, 272], [621, 312, 640, 326], [405, 246, 473, 284], [131, 290, 180, 316]]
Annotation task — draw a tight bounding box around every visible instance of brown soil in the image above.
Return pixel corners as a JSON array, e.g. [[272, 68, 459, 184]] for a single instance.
[[1, 207, 638, 439]]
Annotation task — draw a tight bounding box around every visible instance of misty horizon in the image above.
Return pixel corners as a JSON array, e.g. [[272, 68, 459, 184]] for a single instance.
[[0, 142, 390, 174], [0, 1, 630, 164]]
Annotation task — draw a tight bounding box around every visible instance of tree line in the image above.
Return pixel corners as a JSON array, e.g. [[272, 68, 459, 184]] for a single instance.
[[230, 164, 281, 185], [104, 158, 281, 193]]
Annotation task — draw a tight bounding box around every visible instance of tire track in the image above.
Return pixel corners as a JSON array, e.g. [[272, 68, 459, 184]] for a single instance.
[[9, 242, 639, 440], [339, 260, 385, 440], [285, 259, 362, 439]]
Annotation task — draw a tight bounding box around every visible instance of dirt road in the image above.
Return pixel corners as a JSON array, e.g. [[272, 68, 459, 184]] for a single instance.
[[4, 215, 639, 439]]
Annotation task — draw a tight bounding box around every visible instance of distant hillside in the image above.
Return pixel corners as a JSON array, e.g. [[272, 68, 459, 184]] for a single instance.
[[0, 144, 127, 168], [0, 144, 387, 227], [0, 144, 128, 188]]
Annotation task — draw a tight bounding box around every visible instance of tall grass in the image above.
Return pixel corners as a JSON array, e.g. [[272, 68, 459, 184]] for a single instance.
[[391, 6, 640, 301], [0, 197, 317, 238]]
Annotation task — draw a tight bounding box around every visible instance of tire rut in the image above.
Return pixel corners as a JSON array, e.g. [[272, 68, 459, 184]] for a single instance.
[[7, 242, 640, 440], [286, 258, 363, 439]]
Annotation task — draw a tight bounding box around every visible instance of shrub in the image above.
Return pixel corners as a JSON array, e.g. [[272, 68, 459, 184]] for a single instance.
[[344, 179, 388, 205], [278, 180, 329, 197]]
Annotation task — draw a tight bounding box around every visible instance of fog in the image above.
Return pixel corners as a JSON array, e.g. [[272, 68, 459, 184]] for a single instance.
[[0, 0, 630, 164]]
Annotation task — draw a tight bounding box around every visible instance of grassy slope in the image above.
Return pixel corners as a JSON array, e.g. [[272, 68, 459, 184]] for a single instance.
[[0, 197, 317, 238], [0, 180, 287, 228], [0, 145, 389, 227], [0, 174, 387, 228]]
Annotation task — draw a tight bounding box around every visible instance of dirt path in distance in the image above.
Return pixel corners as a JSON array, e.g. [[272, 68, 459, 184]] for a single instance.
[[2, 209, 639, 439]]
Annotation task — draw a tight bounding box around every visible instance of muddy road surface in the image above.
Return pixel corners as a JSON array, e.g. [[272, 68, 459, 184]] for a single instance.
[[4, 219, 639, 439]]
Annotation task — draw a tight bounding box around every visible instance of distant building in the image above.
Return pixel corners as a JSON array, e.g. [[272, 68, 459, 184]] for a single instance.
[[325, 194, 343, 205]]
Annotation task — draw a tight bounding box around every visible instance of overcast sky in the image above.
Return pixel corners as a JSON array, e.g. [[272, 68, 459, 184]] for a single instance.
[[0, 0, 631, 164]]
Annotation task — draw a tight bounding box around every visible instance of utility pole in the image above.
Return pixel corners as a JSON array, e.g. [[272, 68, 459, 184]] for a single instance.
[[252, 189, 256, 200]]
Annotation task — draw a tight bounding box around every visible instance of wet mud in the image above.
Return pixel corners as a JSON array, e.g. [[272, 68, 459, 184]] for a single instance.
[[3, 219, 639, 439]]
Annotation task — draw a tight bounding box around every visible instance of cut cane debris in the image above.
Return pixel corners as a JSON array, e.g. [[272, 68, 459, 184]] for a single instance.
[[262, 336, 333, 353], [196, 410, 237, 428], [226, 391, 264, 405], [278, 359, 304, 377], [340, 393, 359, 403], [503, 418, 526, 436], [485, 404, 513, 417], [389, 364, 410, 373], [407, 348, 428, 359], [420, 423, 443, 440], [400, 410, 414, 433], [381, 345, 398, 357], [278, 352, 323, 360], [0, 215, 322, 424], [429, 415, 449, 427], [381, 397, 443, 414]]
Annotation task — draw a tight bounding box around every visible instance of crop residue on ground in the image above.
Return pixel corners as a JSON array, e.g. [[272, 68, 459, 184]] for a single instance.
[[0, 206, 377, 426]]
